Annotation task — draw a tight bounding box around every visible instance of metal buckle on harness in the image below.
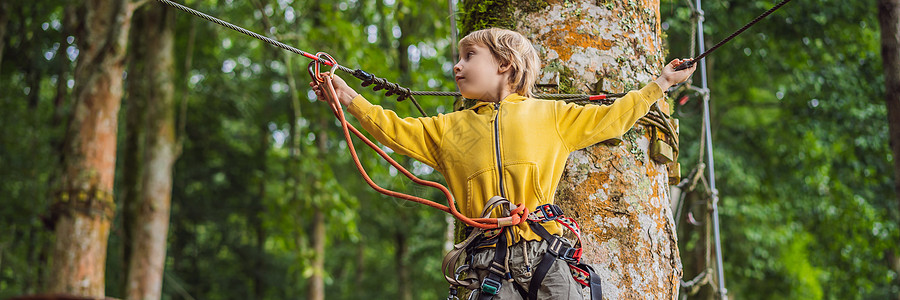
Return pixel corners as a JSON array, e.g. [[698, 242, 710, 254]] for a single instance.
[[536, 204, 563, 222], [561, 247, 582, 262], [480, 277, 502, 295], [446, 286, 459, 300]]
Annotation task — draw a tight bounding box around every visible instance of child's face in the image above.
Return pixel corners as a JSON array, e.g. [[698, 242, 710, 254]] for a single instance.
[[454, 43, 509, 101]]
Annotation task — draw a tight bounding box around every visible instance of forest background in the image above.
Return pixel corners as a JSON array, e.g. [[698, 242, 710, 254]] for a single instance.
[[0, 0, 898, 299]]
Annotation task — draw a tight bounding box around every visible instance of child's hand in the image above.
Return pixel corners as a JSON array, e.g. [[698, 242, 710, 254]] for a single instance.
[[309, 72, 359, 106], [654, 58, 697, 91]]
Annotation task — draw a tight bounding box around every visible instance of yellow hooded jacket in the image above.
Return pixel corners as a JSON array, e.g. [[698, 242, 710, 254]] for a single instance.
[[346, 82, 663, 244]]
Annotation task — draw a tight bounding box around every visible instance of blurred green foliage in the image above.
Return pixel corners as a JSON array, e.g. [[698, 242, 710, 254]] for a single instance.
[[663, 0, 898, 298]]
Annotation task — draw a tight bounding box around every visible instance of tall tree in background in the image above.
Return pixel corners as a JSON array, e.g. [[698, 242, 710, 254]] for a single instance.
[[306, 3, 326, 300], [879, 0, 900, 295], [0, 2, 8, 74], [121, 3, 176, 300], [49, 0, 136, 296], [460, 0, 681, 298]]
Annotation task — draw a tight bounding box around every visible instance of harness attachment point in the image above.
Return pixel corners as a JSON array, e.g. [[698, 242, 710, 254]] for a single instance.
[[447, 286, 459, 300], [529, 204, 564, 222], [561, 247, 582, 263], [480, 278, 502, 295]]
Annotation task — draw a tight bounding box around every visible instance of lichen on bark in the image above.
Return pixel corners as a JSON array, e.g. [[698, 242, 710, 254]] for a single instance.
[[459, 0, 550, 34]]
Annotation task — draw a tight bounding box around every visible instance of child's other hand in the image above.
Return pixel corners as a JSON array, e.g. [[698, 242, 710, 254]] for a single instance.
[[655, 58, 697, 91], [309, 72, 359, 106]]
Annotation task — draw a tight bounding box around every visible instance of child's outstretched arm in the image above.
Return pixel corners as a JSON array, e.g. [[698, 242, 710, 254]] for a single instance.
[[310, 73, 445, 170], [555, 58, 697, 151]]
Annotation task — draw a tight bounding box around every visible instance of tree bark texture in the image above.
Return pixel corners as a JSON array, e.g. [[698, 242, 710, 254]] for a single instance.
[[308, 208, 325, 300], [123, 3, 176, 300], [461, 1, 681, 298], [0, 2, 9, 79], [878, 0, 900, 297], [49, 0, 134, 296]]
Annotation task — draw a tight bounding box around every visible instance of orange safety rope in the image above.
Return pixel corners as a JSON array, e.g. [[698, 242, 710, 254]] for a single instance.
[[308, 53, 527, 229]]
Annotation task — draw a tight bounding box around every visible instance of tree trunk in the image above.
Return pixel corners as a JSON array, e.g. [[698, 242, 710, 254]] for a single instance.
[[23, 2, 40, 109], [396, 0, 411, 86], [308, 208, 325, 300], [395, 231, 412, 300], [878, 0, 900, 297], [0, 1, 8, 74], [49, 0, 134, 296], [354, 240, 365, 299], [304, 2, 327, 298], [122, 3, 176, 300], [460, 1, 681, 298], [306, 126, 328, 300], [252, 122, 269, 299], [52, 5, 74, 128], [393, 5, 415, 299]]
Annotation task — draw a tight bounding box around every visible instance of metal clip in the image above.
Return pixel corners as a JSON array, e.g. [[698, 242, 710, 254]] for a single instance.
[[480, 278, 502, 295]]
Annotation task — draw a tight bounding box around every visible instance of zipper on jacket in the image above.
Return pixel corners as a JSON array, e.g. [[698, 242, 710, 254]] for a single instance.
[[493, 102, 506, 199]]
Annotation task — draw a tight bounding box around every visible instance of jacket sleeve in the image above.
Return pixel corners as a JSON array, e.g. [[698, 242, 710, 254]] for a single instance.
[[554, 82, 663, 151], [346, 94, 444, 170]]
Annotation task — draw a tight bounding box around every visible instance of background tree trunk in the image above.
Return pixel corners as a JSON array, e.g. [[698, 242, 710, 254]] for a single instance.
[[0, 1, 8, 74], [461, 1, 681, 298], [307, 125, 329, 300], [122, 3, 176, 300], [308, 207, 325, 300], [49, 0, 134, 296], [252, 122, 269, 299], [878, 0, 900, 297], [394, 4, 414, 299]]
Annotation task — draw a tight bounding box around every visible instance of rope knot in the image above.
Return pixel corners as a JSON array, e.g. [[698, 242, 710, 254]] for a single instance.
[[692, 8, 705, 21]]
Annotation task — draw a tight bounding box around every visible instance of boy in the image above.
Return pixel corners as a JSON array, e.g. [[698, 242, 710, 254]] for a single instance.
[[311, 28, 696, 299]]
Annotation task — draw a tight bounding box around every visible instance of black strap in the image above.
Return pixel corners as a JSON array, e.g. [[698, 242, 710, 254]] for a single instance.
[[528, 219, 555, 240], [527, 251, 557, 300], [527, 216, 603, 300], [587, 264, 603, 300], [573, 263, 603, 300], [478, 230, 509, 300], [512, 280, 529, 299]]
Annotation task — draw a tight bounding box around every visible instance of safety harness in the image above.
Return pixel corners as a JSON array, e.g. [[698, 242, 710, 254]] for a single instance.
[[443, 199, 603, 300]]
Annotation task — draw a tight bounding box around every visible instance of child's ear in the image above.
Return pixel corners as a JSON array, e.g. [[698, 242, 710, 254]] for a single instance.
[[498, 62, 512, 74]]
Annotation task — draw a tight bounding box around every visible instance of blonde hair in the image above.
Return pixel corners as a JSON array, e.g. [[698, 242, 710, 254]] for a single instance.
[[459, 28, 541, 97]]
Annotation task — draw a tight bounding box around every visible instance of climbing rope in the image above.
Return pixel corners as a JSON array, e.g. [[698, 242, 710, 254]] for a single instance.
[[308, 53, 527, 229], [667, 0, 801, 297], [157, 0, 793, 112], [674, 0, 794, 70], [155, 0, 634, 114], [155, 0, 432, 116]]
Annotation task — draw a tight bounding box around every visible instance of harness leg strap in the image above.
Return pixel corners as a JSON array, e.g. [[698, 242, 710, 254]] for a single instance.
[[526, 251, 558, 300], [527, 210, 603, 300], [572, 263, 603, 300], [478, 232, 509, 300], [586, 264, 603, 300]]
